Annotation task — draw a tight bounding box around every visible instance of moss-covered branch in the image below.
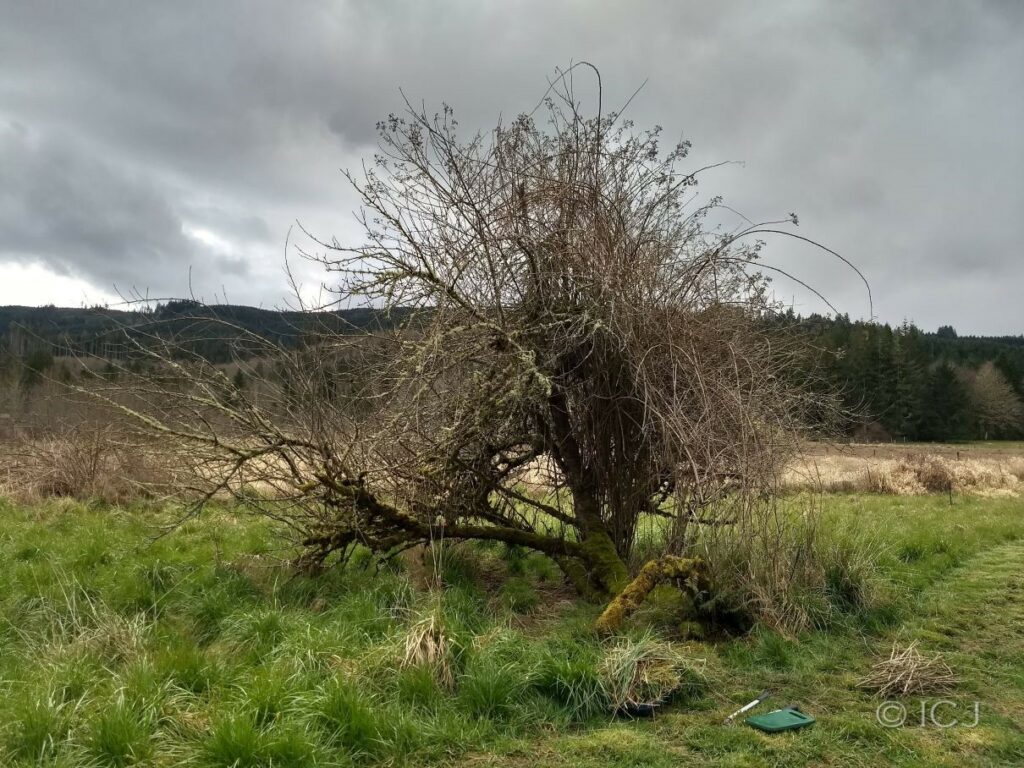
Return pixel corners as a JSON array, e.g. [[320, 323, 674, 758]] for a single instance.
[[594, 555, 706, 634]]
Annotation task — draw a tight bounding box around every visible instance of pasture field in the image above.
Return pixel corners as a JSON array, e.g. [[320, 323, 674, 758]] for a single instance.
[[1, 490, 1023, 767]]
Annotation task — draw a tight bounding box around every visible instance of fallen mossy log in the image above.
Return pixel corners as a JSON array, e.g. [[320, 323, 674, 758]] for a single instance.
[[594, 555, 707, 634]]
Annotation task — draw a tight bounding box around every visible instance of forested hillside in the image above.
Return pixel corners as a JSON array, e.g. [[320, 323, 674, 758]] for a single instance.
[[0, 301, 407, 361], [2, 304, 1022, 441]]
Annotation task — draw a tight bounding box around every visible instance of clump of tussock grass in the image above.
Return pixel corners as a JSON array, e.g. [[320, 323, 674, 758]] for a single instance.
[[533, 639, 607, 721], [395, 664, 444, 710], [313, 678, 381, 755], [74, 611, 151, 664], [199, 712, 318, 768], [153, 640, 220, 695], [597, 633, 704, 714], [44, 651, 105, 705], [746, 627, 799, 670], [84, 693, 155, 767], [858, 640, 957, 697], [199, 712, 264, 767], [185, 573, 262, 645], [218, 606, 288, 658], [118, 659, 174, 712], [233, 665, 307, 728], [497, 576, 541, 614], [700, 508, 889, 634], [267, 618, 366, 679], [457, 655, 527, 721], [401, 611, 457, 690], [314, 575, 417, 643], [819, 524, 892, 615], [2, 689, 74, 762], [11, 570, 151, 666]]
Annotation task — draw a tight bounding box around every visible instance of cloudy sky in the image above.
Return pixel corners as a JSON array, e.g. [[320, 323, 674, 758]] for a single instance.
[[1, 1, 1021, 334]]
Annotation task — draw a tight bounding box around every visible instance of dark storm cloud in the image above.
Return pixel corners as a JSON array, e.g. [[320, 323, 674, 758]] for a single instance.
[[0, 0, 1021, 331]]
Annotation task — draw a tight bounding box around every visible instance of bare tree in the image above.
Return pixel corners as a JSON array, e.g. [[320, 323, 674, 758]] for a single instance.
[[89, 67, 842, 628], [964, 361, 1024, 439]]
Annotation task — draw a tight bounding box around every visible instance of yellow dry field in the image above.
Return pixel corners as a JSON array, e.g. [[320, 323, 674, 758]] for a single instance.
[[784, 442, 1024, 496], [4, 433, 1023, 503], [517, 443, 1024, 499]]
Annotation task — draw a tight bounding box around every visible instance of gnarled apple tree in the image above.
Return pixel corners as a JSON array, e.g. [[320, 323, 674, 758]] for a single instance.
[[94, 68, 841, 630]]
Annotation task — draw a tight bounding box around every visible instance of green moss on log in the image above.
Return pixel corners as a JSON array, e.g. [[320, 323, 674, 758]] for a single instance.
[[594, 555, 706, 634]]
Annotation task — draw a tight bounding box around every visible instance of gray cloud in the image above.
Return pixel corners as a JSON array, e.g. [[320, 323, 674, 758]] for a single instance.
[[0, 122, 263, 301], [0, 0, 1021, 332]]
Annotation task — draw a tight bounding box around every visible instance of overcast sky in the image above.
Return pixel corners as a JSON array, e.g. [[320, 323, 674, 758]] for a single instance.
[[1, 1, 1021, 334]]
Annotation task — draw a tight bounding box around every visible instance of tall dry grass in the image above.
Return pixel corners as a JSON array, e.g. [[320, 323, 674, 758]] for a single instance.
[[783, 451, 1023, 497], [5, 429, 1018, 534], [697, 503, 888, 634]]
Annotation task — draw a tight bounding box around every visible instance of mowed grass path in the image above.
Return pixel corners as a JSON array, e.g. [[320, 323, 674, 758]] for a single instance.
[[0, 493, 1022, 766]]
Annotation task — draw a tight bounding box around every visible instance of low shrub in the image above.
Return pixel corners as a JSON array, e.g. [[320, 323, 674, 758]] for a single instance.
[[1, 425, 176, 504]]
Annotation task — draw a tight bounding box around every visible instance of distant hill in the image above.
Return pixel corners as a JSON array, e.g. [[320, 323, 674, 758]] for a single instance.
[[0, 302, 408, 362]]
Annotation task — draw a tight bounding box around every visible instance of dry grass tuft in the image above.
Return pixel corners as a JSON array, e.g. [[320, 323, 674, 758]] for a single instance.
[[598, 634, 702, 712], [401, 612, 456, 689], [858, 641, 957, 697]]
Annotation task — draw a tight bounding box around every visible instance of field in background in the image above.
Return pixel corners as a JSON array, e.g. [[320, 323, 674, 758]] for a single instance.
[[4, 432, 1024, 507], [784, 442, 1024, 497], [1, 491, 1023, 767]]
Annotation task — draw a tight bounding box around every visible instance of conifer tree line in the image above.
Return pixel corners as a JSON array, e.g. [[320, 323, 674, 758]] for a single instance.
[[790, 313, 1024, 441]]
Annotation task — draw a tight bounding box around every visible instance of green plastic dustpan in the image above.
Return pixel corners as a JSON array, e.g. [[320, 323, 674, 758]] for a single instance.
[[745, 706, 815, 733]]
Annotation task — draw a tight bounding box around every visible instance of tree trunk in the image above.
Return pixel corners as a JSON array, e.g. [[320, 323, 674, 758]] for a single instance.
[[578, 527, 630, 596], [571, 487, 630, 598]]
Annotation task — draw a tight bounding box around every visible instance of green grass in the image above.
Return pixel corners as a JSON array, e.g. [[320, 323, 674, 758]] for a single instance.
[[0, 493, 1022, 765]]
